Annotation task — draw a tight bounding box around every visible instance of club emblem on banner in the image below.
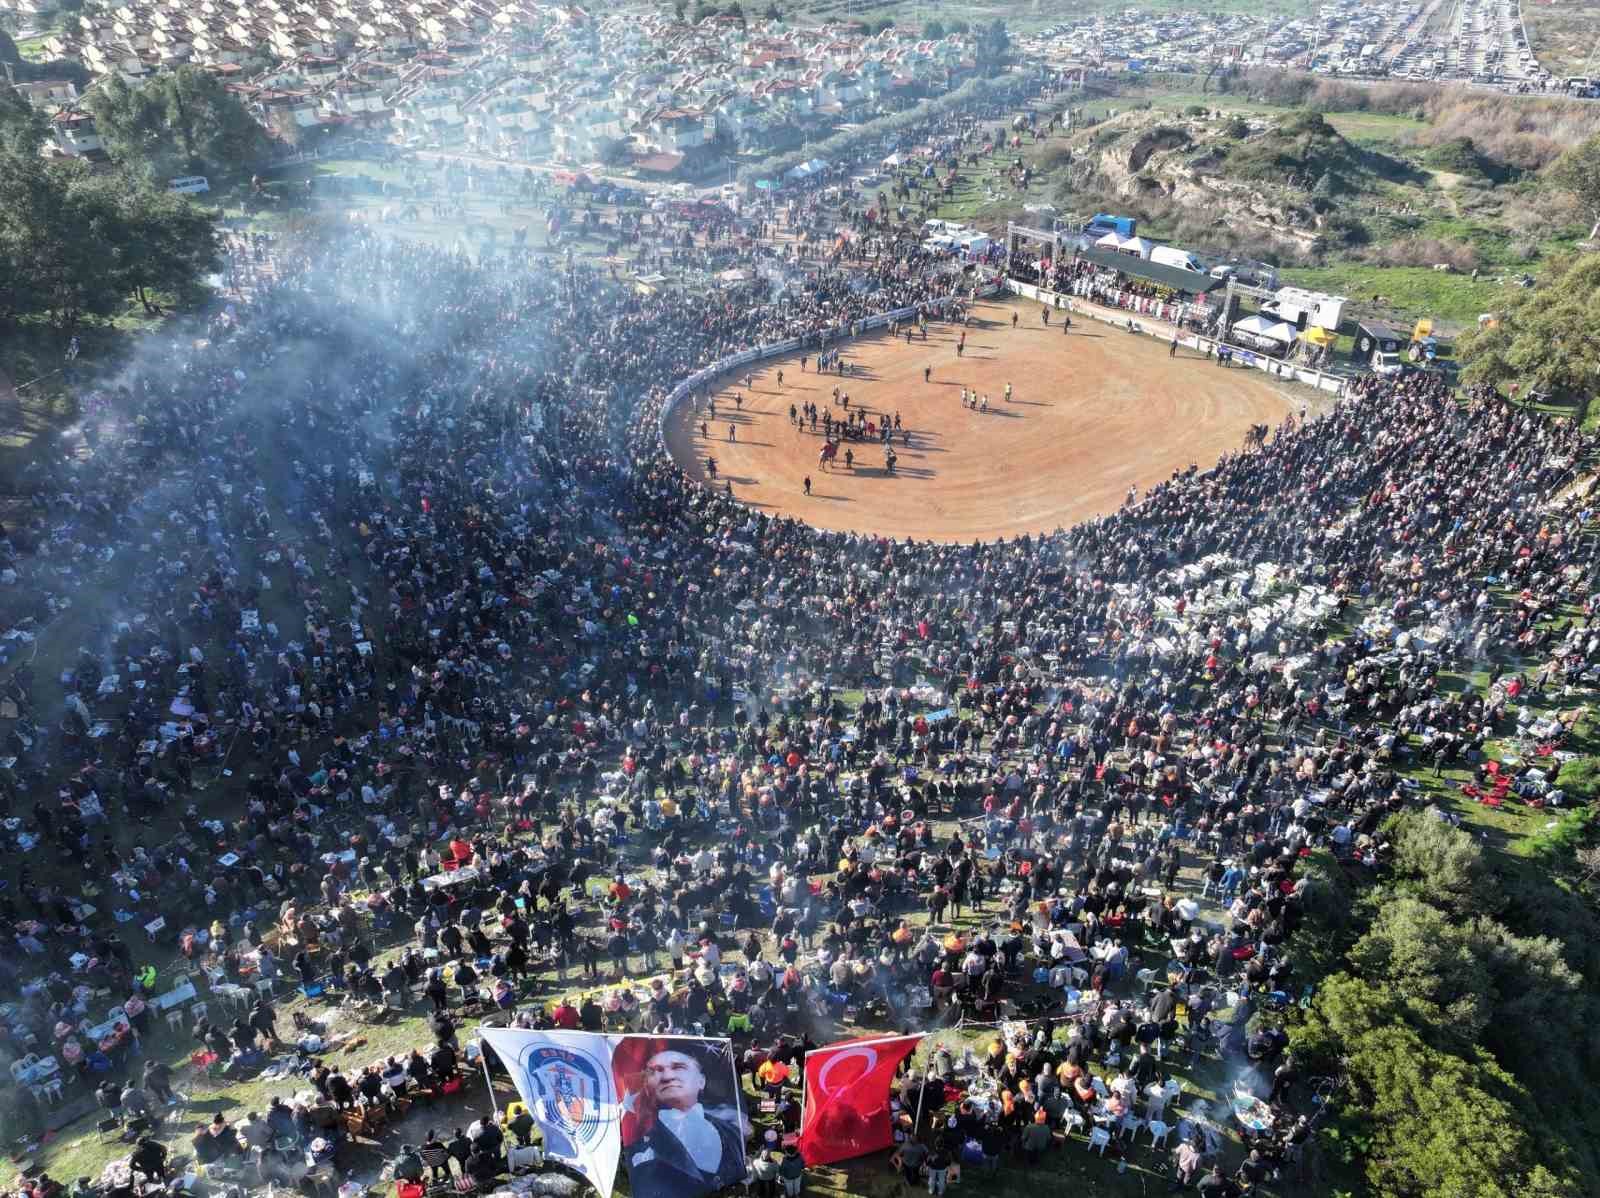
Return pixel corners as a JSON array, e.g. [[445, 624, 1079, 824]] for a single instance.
[[519, 1043, 612, 1159]]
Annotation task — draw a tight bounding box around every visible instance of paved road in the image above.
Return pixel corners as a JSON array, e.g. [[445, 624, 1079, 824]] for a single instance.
[[408, 150, 682, 195]]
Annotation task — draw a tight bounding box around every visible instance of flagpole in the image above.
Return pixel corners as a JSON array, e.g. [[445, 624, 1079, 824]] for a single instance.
[[911, 1061, 929, 1138], [725, 1036, 753, 1146], [480, 1039, 501, 1118]]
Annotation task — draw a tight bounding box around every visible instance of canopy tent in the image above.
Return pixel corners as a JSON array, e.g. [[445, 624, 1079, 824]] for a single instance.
[[1300, 326, 1335, 347], [881, 152, 904, 169], [1095, 231, 1123, 249], [1233, 315, 1296, 342], [1118, 235, 1155, 258]]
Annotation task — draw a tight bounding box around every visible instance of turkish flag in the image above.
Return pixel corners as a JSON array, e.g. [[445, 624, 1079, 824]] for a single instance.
[[799, 1034, 922, 1167]]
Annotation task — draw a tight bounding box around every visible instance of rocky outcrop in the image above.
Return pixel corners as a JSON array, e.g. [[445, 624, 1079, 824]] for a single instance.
[[1083, 113, 1321, 250]]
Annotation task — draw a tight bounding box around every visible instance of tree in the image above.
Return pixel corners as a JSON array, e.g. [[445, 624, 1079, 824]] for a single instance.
[[722, 1, 744, 25], [1550, 134, 1600, 240], [762, 0, 780, 19], [1296, 976, 1585, 1198], [87, 66, 271, 182], [924, 18, 945, 39], [1345, 900, 1491, 1049], [0, 150, 219, 328], [0, 76, 48, 157], [1460, 253, 1600, 399], [977, 18, 1009, 71], [102, 175, 222, 313], [672, 0, 687, 20], [0, 155, 125, 327], [1383, 810, 1502, 918]]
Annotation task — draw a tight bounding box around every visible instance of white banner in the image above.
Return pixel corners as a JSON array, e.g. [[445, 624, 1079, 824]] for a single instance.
[[479, 1028, 622, 1198]]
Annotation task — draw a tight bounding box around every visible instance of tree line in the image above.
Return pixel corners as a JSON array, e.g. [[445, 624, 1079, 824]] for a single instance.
[[1, 67, 271, 329], [1285, 812, 1600, 1197]]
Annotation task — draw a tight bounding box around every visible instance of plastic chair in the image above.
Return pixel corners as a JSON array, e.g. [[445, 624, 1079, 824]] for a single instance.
[[165, 1009, 187, 1033], [9, 1053, 41, 1082], [1118, 1112, 1143, 1141], [189, 1002, 208, 1026], [1087, 1127, 1111, 1155], [1147, 1120, 1171, 1149]]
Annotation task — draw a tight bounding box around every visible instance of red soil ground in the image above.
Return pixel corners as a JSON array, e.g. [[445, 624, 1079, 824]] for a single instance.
[[665, 298, 1296, 543]]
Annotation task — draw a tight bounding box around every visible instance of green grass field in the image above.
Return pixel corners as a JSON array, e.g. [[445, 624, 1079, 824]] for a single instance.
[[1278, 265, 1507, 325]]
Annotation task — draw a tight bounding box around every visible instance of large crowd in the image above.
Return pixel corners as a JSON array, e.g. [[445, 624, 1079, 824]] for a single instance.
[[0, 221, 1595, 1198]]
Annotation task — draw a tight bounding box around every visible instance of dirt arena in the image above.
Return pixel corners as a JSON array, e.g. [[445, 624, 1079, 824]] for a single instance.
[[665, 298, 1297, 543]]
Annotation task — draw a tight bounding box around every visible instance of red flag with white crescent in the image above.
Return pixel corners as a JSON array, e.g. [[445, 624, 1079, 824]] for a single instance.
[[798, 1034, 922, 1166]]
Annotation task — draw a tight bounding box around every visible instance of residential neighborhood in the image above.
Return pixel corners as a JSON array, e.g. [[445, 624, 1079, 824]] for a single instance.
[[3, 2, 995, 175]]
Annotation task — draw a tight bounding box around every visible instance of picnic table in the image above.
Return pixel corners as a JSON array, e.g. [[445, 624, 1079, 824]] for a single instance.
[[150, 980, 198, 1011]]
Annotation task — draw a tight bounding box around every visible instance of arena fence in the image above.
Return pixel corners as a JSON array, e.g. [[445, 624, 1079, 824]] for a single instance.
[[1004, 279, 1350, 398]]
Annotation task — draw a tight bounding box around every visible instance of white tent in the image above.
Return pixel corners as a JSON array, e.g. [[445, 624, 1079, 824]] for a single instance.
[[1118, 235, 1155, 259], [1095, 231, 1123, 249], [1233, 314, 1294, 341], [882, 152, 904, 168]]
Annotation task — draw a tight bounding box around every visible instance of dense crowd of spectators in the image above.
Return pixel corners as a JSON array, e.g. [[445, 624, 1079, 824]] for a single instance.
[[0, 228, 1595, 1198]]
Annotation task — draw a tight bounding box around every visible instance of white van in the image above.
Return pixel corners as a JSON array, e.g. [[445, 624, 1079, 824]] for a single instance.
[[169, 175, 211, 195], [1150, 245, 1202, 273]]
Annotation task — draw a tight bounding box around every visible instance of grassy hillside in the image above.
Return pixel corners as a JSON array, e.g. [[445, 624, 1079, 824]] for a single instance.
[[1211, 108, 1424, 192], [969, 80, 1598, 333]]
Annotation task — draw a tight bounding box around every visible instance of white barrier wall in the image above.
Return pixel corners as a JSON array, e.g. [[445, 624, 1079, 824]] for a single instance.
[[1005, 279, 1349, 397]]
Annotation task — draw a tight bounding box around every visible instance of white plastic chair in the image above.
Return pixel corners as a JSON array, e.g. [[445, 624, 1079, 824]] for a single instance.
[[1091, 1076, 1109, 1100], [1087, 1127, 1111, 1155], [9, 1054, 41, 1083], [1118, 1111, 1143, 1141], [165, 1009, 187, 1033], [1147, 1120, 1171, 1149], [189, 1001, 208, 1026]]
